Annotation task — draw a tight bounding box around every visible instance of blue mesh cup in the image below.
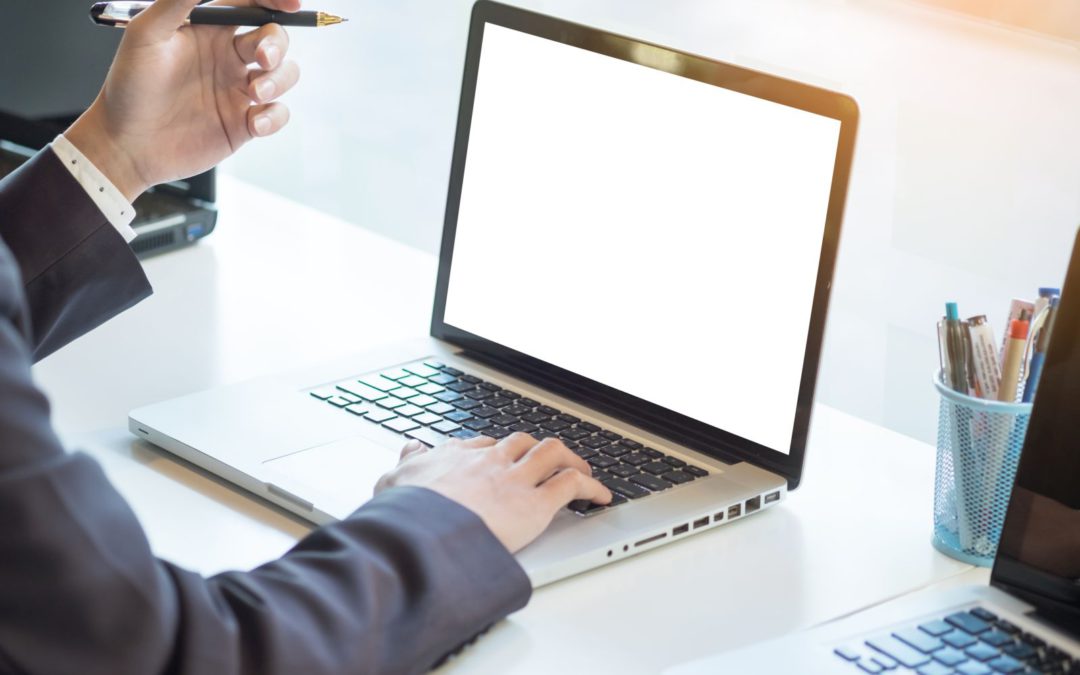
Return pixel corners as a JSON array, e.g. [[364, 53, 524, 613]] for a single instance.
[[933, 373, 1032, 566]]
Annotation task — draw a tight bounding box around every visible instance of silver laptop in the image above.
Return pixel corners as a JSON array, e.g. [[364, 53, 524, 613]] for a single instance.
[[129, 0, 858, 587], [667, 232, 1080, 674]]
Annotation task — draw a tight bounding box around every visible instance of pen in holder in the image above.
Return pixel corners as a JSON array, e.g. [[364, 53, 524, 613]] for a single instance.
[[932, 373, 1032, 566]]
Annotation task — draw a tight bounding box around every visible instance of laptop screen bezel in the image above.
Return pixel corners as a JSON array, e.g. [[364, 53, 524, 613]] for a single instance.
[[430, 0, 859, 489]]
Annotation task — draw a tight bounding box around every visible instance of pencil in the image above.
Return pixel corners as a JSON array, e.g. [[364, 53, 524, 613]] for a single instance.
[[90, 2, 347, 28]]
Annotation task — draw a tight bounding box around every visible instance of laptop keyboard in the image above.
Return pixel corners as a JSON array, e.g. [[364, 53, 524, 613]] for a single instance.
[[310, 359, 711, 516], [833, 606, 1076, 674]]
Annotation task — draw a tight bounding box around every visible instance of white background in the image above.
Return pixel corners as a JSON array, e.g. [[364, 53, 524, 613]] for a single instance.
[[443, 25, 841, 453], [220, 0, 1080, 445]]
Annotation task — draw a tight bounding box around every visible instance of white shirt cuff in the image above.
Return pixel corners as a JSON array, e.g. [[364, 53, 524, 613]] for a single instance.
[[50, 135, 138, 244]]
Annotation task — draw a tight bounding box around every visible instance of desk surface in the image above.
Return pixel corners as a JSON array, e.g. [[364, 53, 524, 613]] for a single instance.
[[34, 177, 972, 673]]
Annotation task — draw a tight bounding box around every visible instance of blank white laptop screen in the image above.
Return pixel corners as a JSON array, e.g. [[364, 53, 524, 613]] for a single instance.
[[444, 24, 842, 454]]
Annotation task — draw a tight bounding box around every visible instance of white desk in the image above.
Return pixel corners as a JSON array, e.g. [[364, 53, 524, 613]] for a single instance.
[[34, 177, 973, 673]]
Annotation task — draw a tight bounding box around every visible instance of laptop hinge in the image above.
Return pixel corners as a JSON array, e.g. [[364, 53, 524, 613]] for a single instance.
[[457, 347, 744, 466]]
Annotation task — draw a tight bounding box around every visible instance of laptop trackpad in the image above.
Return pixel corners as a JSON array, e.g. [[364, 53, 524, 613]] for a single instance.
[[263, 436, 401, 519]]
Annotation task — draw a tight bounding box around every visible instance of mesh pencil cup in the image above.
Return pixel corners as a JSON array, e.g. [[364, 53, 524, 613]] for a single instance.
[[932, 373, 1032, 566]]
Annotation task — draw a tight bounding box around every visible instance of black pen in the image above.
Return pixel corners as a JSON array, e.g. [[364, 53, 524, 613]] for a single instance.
[[90, 2, 347, 28]]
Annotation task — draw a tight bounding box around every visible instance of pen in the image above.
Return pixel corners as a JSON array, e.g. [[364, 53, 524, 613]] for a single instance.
[[943, 302, 969, 394], [1022, 296, 1059, 403], [998, 311, 1030, 402], [90, 2, 347, 28]]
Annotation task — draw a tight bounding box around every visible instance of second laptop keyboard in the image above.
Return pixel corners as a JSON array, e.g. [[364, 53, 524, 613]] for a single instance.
[[310, 359, 711, 516]]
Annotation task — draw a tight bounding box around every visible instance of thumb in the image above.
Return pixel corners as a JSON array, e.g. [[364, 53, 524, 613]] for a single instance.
[[129, 0, 202, 41]]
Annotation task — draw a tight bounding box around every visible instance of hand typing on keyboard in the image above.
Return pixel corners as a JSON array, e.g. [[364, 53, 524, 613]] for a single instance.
[[376, 432, 613, 553]]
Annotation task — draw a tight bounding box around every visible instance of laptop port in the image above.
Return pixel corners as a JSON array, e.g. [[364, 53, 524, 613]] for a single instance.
[[746, 496, 761, 513], [673, 523, 690, 536], [765, 490, 781, 504], [634, 532, 667, 547], [714, 511, 725, 523], [728, 504, 742, 519], [693, 517, 709, 529]]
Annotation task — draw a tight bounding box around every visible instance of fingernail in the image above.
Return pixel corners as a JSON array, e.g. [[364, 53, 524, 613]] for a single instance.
[[253, 115, 272, 136], [256, 78, 276, 101], [405, 440, 423, 452], [262, 43, 280, 68]]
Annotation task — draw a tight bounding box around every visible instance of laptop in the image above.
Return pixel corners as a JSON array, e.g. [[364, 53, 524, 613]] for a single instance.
[[129, 0, 859, 587], [0, 0, 216, 258], [667, 232, 1080, 674]]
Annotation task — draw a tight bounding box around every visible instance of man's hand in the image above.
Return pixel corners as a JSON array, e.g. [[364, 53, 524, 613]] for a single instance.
[[66, 0, 302, 201], [377, 433, 613, 554]]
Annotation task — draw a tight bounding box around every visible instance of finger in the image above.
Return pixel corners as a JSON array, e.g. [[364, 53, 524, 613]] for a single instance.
[[208, 0, 301, 12], [496, 432, 542, 463], [516, 437, 591, 483], [130, 0, 200, 41], [541, 469, 613, 509], [399, 439, 426, 462], [248, 60, 301, 104], [452, 435, 498, 451], [234, 23, 290, 69], [248, 102, 290, 138]]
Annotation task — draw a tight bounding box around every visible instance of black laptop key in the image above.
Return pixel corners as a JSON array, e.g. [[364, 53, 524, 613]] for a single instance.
[[500, 390, 521, 400], [435, 391, 464, 403], [662, 470, 695, 485], [479, 382, 501, 391], [460, 374, 482, 384], [536, 405, 560, 416], [608, 464, 638, 478], [492, 414, 519, 427], [602, 478, 649, 500], [662, 456, 687, 468], [454, 399, 482, 411], [563, 440, 579, 450], [447, 381, 475, 393], [540, 419, 570, 432], [980, 631, 1013, 648], [471, 406, 500, 419], [600, 444, 630, 458], [642, 447, 663, 459], [630, 473, 672, 492], [444, 410, 472, 423], [1002, 643, 1036, 661], [483, 426, 512, 439], [429, 373, 457, 385], [451, 428, 479, 439], [465, 389, 494, 400], [589, 455, 618, 469], [619, 439, 643, 450], [522, 411, 550, 424], [622, 452, 651, 466], [684, 465, 709, 477], [441, 366, 463, 376], [573, 447, 598, 460], [503, 404, 531, 417], [945, 612, 992, 635], [510, 422, 539, 434], [641, 461, 672, 475], [486, 396, 512, 409], [600, 430, 621, 441], [578, 421, 600, 433], [568, 499, 605, 515], [581, 436, 610, 450], [463, 419, 493, 431], [534, 430, 558, 440], [557, 414, 580, 424], [970, 608, 998, 623], [993, 620, 1020, 636], [560, 427, 590, 441], [518, 397, 539, 407]]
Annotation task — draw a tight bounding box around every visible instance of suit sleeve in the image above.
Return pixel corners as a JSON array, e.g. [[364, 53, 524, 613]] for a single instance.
[[0, 149, 533, 674], [0, 147, 152, 362]]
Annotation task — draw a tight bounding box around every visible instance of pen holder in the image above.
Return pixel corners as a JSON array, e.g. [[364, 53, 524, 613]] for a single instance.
[[932, 373, 1032, 566]]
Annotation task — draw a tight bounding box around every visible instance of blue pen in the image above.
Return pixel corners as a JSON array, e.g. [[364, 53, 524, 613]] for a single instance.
[[1022, 296, 1059, 403]]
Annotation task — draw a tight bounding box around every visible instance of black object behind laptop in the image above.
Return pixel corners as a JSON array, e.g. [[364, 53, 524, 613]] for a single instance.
[[0, 0, 216, 258]]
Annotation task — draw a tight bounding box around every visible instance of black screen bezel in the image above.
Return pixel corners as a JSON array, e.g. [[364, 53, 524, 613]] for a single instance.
[[431, 0, 859, 489]]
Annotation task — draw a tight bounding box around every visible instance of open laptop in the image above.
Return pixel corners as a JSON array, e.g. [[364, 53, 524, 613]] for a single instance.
[[668, 231, 1080, 674], [129, 0, 859, 587], [0, 0, 217, 258]]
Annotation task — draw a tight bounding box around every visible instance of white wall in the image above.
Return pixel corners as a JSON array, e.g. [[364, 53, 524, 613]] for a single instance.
[[221, 0, 1080, 444]]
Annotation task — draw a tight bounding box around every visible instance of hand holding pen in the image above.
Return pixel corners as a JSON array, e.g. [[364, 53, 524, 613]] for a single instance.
[[67, 0, 308, 200]]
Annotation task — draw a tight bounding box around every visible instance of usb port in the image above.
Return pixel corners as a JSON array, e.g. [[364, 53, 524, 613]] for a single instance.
[[714, 511, 725, 523], [693, 517, 709, 529], [673, 523, 689, 536], [728, 504, 741, 519], [745, 496, 761, 513], [765, 491, 781, 504]]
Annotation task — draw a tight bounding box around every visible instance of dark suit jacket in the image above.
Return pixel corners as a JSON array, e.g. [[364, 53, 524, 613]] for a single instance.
[[0, 149, 531, 675]]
